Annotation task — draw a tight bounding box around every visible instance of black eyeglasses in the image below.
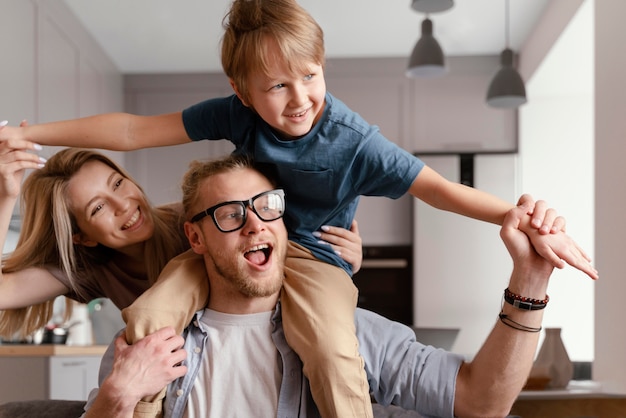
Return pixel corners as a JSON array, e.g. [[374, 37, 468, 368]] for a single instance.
[[190, 189, 285, 233]]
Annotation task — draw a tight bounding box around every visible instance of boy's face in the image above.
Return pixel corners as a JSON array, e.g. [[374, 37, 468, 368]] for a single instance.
[[242, 41, 326, 140]]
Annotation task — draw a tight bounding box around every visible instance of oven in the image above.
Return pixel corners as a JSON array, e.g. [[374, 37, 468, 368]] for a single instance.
[[352, 245, 413, 326]]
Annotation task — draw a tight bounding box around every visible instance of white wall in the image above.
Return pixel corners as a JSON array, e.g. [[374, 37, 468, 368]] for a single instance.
[[594, 0, 626, 391], [520, 0, 594, 361]]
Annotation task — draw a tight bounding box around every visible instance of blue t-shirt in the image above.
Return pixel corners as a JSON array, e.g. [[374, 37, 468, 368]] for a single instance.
[[182, 92, 424, 275]]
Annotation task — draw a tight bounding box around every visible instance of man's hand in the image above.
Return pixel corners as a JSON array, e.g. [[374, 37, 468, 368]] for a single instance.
[[88, 327, 188, 417]]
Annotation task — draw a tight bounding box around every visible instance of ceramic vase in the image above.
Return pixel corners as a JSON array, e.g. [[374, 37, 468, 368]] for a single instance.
[[533, 327, 574, 389]]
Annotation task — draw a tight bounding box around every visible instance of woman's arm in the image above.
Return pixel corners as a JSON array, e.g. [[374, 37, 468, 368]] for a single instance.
[[0, 112, 189, 151], [0, 139, 70, 309], [0, 267, 69, 309]]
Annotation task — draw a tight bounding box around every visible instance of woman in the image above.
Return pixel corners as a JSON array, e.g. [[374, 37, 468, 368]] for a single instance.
[[0, 146, 363, 339]]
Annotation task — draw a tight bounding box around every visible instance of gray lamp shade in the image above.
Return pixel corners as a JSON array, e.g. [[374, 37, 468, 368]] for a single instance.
[[410, 0, 454, 13], [405, 18, 446, 78], [486, 48, 527, 108]]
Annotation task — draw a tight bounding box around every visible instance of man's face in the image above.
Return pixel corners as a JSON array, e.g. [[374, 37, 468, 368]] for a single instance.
[[186, 167, 288, 303]]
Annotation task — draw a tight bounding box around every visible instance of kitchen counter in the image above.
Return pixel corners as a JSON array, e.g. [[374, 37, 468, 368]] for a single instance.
[[511, 381, 626, 418], [0, 344, 107, 357]]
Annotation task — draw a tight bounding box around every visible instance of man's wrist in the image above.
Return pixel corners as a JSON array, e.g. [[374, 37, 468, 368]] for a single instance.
[[95, 377, 142, 416]]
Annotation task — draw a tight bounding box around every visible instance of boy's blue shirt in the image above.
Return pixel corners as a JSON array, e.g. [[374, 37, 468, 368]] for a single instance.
[[182, 92, 424, 275]]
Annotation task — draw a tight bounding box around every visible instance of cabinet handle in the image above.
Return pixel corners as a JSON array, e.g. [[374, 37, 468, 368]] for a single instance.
[[360, 259, 408, 269], [62, 361, 86, 367]]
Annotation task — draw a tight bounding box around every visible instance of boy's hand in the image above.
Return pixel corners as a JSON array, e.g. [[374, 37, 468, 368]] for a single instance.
[[517, 194, 566, 235], [516, 205, 598, 280]]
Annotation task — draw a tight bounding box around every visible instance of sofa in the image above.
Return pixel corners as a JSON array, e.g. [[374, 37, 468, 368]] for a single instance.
[[0, 400, 424, 417]]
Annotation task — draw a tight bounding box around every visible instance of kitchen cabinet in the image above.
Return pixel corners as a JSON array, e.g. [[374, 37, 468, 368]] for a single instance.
[[0, 345, 106, 403], [0, 0, 36, 125], [124, 74, 235, 205], [0, 0, 123, 160]]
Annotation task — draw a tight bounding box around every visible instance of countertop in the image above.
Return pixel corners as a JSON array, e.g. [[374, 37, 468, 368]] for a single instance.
[[0, 344, 107, 357], [519, 380, 626, 399]]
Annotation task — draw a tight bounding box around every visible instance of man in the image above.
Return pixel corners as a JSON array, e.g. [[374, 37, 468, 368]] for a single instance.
[[84, 154, 564, 418]]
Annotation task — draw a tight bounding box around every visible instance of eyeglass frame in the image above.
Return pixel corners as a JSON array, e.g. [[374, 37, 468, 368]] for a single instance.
[[189, 189, 285, 233]]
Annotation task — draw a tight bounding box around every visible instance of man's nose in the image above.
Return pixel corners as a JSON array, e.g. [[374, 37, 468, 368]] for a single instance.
[[242, 206, 265, 234]]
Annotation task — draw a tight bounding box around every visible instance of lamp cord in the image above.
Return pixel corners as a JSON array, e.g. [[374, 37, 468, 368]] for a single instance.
[[505, 0, 510, 47]]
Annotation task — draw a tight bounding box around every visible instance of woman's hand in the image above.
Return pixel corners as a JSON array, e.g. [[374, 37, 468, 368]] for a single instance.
[[313, 220, 363, 273], [0, 120, 45, 199]]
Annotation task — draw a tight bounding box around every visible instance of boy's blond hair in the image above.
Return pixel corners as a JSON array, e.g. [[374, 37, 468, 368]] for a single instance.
[[221, 0, 326, 103]]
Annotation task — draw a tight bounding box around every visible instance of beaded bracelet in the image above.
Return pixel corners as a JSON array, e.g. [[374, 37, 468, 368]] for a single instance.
[[503, 287, 549, 311], [498, 313, 542, 333]]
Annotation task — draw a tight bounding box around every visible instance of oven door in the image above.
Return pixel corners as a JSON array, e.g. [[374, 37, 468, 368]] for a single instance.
[[352, 246, 413, 325]]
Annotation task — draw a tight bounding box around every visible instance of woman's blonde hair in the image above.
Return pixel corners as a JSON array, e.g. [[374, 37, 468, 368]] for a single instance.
[[221, 0, 326, 104], [0, 148, 186, 338]]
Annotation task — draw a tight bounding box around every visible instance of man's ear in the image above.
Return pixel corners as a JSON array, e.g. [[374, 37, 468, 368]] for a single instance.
[[229, 79, 250, 107], [184, 222, 207, 255], [72, 233, 98, 248]]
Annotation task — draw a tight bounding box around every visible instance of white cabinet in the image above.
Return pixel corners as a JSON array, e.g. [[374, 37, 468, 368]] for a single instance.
[[0, 346, 106, 403], [48, 356, 101, 401]]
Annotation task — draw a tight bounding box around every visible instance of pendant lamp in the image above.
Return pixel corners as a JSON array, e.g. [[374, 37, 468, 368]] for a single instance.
[[406, 17, 446, 78], [410, 0, 454, 14], [486, 0, 527, 108]]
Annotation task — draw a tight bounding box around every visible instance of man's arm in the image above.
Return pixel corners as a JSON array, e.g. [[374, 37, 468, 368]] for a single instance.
[[452, 201, 554, 418], [358, 202, 580, 418], [84, 327, 187, 418]]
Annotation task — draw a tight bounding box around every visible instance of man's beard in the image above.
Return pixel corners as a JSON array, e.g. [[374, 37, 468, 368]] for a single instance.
[[208, 247, 284, 298]]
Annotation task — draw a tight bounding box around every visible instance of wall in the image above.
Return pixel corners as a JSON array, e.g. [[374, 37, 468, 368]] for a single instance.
[[520, 0, 594, 361], [413, 154, 517, 357], [594, 0, 626, 392]]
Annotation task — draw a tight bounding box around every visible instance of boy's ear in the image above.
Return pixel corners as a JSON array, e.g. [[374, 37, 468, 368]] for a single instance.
[[184, 222, 207, 255], [72, 233, 98, 248], [229, 79, 250, 107]]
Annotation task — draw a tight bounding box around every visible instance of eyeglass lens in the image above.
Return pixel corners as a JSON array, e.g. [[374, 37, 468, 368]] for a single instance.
[[214, 191, 284, 232]]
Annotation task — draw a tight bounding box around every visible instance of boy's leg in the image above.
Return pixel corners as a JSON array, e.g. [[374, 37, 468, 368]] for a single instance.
[[121, 249, 209, 417], [281, 242, 373, 418]]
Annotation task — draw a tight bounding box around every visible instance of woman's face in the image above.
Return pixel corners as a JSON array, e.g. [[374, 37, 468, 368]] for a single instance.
[[66, 160, 154, 254]]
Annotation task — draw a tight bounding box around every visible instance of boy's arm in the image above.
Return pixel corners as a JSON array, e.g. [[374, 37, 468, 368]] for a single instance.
[[409, 165, 599, 280], [409, 165, 515, 225], [0, 112, 189, 151]]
